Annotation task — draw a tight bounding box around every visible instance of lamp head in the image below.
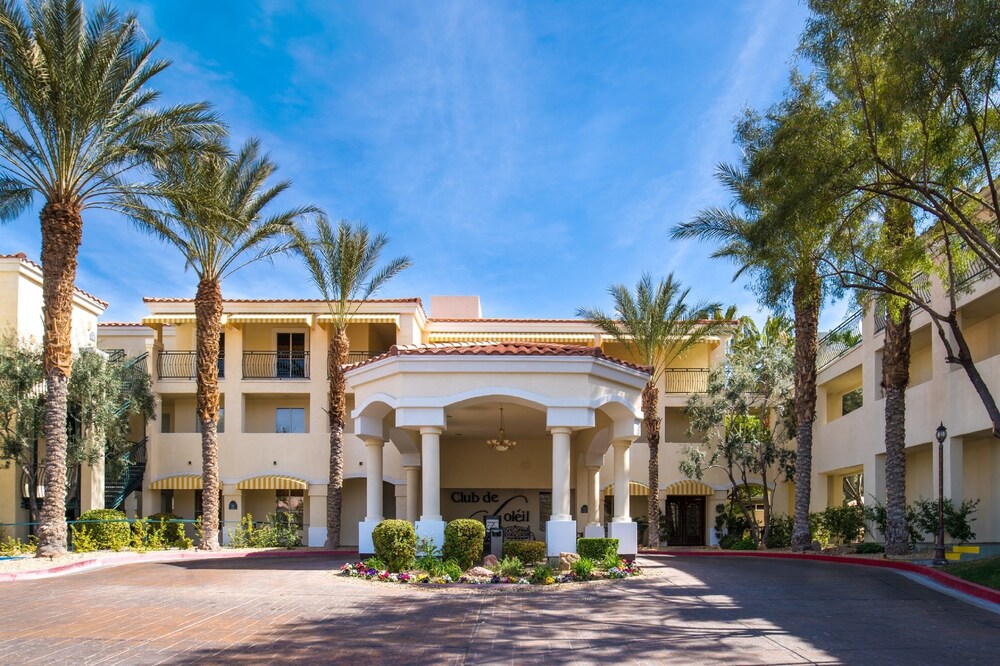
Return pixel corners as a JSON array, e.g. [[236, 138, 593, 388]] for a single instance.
[[935, 422, 947, 445]]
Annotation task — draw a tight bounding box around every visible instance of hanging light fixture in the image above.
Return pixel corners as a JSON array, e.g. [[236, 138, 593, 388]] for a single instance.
[[486, 404, 516, 452]]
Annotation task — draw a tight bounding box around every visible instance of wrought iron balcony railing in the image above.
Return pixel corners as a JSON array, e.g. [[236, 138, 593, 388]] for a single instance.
[[157, 351, 225, 380], [243, 351, 310, 379], [817, 309, 863, 370], [663, 368, 710, 393]]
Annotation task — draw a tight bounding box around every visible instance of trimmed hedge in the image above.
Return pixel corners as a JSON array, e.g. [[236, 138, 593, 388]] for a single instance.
[[576, 537, 619, 560], [502, 540, 546, 563], [372, 519, 416, 573], [75, 509, 130, 551], [443, 519, 485, 570]]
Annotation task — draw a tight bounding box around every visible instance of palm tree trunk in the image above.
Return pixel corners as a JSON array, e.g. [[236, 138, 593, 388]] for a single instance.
[[36, 202, 83, 558], [791, 272, 821, 550], [883, 304, 911, 554], [195, 278, 223, 551], [643, 382, 661, 547], [325, 328, 349, 550]]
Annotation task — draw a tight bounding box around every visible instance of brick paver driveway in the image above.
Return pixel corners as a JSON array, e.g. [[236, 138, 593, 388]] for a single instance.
[[1, 554, 998, 665]]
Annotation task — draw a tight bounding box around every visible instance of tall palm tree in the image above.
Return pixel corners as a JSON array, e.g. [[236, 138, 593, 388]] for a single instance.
[[0, 0, 216, 556], [126, 138, 315, 550], [673, 77, 847, 549], [294, 219, 410, 550], [578, 273, 726, 548]]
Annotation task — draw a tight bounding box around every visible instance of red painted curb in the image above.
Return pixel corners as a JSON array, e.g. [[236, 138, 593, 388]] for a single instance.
[[0, 548, 359, 582], [642, 550, 1000, 606]]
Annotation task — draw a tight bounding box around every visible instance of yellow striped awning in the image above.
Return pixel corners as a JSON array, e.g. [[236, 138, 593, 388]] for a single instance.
[[142, 314, 198, 326], [602, 481, 650, 497], [318, 313, 400, 327], [428, 332, 598, 344], [236, 475, 309, 491], [149, 474, 203, 490], [662, 479, 715, 496], [227, 314, 313, 325]]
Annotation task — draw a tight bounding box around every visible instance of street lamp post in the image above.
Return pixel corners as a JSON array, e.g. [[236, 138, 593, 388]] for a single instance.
[[933, 422, 948, 565]]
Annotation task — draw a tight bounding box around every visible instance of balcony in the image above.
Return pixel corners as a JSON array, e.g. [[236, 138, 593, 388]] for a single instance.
[[817, 310, 863, 371], [243, 351, 310, 379], [157, 351, 224, 380], [664, 368, 709, 393]]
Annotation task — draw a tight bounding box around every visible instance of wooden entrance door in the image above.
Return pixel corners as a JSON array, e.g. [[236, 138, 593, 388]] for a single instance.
[[665, 496, 705, 546]]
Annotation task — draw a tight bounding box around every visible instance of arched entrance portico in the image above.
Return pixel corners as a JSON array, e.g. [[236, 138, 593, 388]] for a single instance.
[[346, 342, 650, 558]]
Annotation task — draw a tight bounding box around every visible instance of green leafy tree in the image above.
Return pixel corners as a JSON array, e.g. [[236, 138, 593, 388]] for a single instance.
[[682, 316, 796, 547], [0, 337, 153, 526], [294, 219, 411, 549], [578, 273, 727, 547], [125, 138, 313, 550], [673, 77, 848, 549], [0, 0, 216, 556]]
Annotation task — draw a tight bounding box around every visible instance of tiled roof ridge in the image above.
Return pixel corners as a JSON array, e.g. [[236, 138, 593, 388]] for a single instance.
[[349, 340, 652, 374], [98, 321, 150, 327], [430, 317, 739, 325], [143, 296, 423, 305], [1, 252, 109, 309]]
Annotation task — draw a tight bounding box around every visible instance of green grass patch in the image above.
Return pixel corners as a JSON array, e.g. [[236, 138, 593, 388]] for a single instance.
[[943, 555, 1000, 591]]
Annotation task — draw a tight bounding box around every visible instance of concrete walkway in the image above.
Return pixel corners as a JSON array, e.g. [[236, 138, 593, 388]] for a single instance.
[[0, 554, 997, 664]]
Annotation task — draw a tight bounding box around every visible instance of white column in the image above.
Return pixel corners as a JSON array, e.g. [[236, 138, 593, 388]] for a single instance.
[[551, 427, 572, 521], [365, 440, 384, 521], [404, 465, 420, 523], [945, 435, 964, 503], [415, 427, 445, 552], [306, 483, 327, 547], [612, 439, 631, 522], [608, 438, 638, 558], [420, 427, 442, 521], [584, 465, 604, 538]]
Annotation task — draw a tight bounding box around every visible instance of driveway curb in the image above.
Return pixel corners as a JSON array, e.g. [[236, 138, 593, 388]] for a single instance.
[[0, 548, 358, 582], [643, 549, 1000, 605]]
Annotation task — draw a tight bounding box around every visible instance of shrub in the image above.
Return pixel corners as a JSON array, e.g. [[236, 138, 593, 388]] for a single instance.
[[576, 537, 619, 560], [807, 512, 831, 549], [502, 540, 547, 563], [147, 513, 185, 545], [728, 537, 757, 551], [364, 556, 388, 571], [372, 519, 416, 573], [0, 535, 35, 557], [70, 525, 97, 553], [442, 559, 463, 581], [75, 509, 129, 551], [817, 505, 866, 544], [530, 563, 555, 584], [911, 498, 979, 544], [493, 555, 524, 577], [765, 514, 793, 549], [719, 534, 741, 550], [443, 519, 485, 570], [855, 542, 885, 554], [864, 502, 921, 547], [572, 557, 595, 580], [601, 551, 624, 570], [228, 513, 302, 549]]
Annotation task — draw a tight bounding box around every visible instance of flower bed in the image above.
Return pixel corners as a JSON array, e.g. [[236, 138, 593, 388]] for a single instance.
[[338, 559, 641, 586]]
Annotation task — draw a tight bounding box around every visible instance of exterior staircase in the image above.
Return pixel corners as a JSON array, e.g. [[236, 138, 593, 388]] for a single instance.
[[104, 352, 151, 511]]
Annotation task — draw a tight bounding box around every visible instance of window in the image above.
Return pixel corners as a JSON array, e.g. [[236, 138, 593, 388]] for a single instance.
[[842, 388, 863, 416], [276, 408, 305, 433], [276, 332, 306, 378], [161, 490, 175, 514], [276, 489, 304, 527]]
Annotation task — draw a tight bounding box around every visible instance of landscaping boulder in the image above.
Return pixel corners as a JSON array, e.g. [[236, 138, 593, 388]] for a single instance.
[[483, 554, 498, 568], [468, 566, 494, 578], [558, 552, 580, 573]]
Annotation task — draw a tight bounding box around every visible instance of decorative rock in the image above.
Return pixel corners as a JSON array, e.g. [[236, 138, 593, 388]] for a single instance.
[[483, 554, 498, 568], [811, 540, 823, 552], [468, 566, 494, 577], [558, 552, 580, 573]]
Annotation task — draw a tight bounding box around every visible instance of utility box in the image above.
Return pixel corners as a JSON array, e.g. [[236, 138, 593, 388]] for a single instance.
[[484, 514, 503, 559]]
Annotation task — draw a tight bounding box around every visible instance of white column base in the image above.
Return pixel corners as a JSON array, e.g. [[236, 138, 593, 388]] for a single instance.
[[608, 521, 637, 558], [358, 519, 381, 556], [415, 519, 446, 555], [308, 526, 328, 548], [584, 524, 606, 538], [546, 520, 578, 557]]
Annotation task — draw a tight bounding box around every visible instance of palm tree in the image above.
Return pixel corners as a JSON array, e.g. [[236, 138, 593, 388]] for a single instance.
[[0, 0, 216, 556], [126, 138, 315, 550], [578, 273, 726, 548], [673, 77, 846, 549], [294, 219, 410, 549]]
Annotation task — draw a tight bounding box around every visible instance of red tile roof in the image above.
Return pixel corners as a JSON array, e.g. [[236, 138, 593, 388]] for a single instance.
[[143, 297, 423, 304], [1, 252, 109, 309], [349, 341, 652, 374], [98, 322, 150, 328]]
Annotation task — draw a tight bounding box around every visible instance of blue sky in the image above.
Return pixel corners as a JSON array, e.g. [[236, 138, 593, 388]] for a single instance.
[[3, 0, 850, 327]]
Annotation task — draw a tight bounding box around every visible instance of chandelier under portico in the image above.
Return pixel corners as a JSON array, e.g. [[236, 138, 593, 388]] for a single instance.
[[486, 404, 516, 452]]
